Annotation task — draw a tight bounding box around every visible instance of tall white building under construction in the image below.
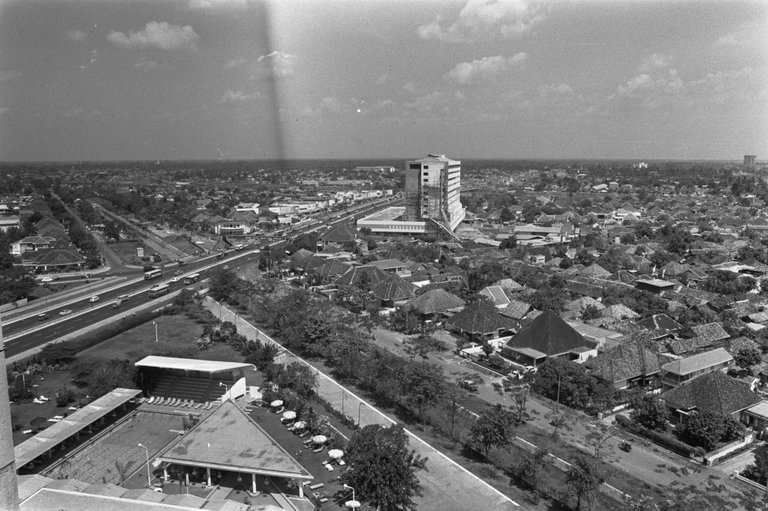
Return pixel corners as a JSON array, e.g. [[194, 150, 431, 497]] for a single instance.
[[403, 154, 465, 232], [357, 154, 465, 238]]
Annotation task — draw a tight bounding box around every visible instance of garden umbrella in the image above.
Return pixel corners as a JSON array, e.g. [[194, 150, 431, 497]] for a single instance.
[[312, 435, 327, 444], [328, 449, 344, 460], [292, 421, 306, 429], [282, 411, 296, 420], [270, 400, 283, 408]]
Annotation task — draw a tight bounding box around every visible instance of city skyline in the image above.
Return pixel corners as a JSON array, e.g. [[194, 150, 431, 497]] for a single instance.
[[0, 0, 766, 162]]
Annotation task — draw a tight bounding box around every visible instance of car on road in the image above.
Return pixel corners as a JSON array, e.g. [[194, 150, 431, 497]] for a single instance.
[[170, 276, 180, 283], [59, 309, 72, 316], [89, 295, 100, 303], [112, 301, 121, 308], [41, 277, 55, 283], [37, 313, 48, 321]]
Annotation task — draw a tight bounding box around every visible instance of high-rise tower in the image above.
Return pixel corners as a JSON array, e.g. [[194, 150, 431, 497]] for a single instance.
[[403, 154, 465, 232], [0, 319, 19, 510]]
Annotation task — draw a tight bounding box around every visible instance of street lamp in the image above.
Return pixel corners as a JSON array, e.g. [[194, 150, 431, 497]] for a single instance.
[[341, 391, 346, 415], [343, 484, 360, 509], [357, 402, 365, 426], [137, 443, 151, 487], [153, 321, 158, 343]]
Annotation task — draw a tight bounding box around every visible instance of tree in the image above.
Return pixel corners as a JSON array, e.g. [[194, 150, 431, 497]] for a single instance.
[[513, 447, 547, 492], [403, 362, 446, 419], [341, 424, 427, 511], [581, 304, 602, 321], [630, 396, 669, 432], [585, 423, 613, 460], [500, 235, 517, 250], [274, 362, 317, 399], [470, 404, 514, 457], [679, 411, 744, 451], [103, 221, 121, 242], [566, 456, 604, 511], [752, 443, 768, 486], [734, 347, 763, 370]]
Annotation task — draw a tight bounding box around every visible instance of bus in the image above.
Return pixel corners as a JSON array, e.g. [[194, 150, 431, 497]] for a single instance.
[[148, 284, 170, 298], [184, 273, 200, 285], [144, 268, 162, 280]]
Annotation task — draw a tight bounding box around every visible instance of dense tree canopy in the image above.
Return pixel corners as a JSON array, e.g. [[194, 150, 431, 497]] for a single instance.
[[341, 424, 427, 511]]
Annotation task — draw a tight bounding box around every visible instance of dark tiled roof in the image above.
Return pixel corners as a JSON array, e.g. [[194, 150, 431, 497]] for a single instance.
[[322, 223, 358, 243], [335, 265, 391, 288], [446, 300, 518, 336], [661, 371, 760, 416], [371, 275, 416, 302], [690, 322, 730, 343], [637, 314, 683, 334], [500, 299, 533, 320], [506, 309, 593, 356], [315, 259, 352, 279], [406, 288, 464, 315], [586, 342, 660, 384]]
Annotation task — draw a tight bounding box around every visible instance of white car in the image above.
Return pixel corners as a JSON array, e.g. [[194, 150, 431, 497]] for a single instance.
[[59, 309, 72, 316], [170, 277, 180, 283], [89, 295, 100, 303], [41, 277, 55, 283]]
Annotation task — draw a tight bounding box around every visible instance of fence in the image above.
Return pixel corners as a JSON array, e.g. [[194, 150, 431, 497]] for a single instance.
[[704, 434, 754, 466]]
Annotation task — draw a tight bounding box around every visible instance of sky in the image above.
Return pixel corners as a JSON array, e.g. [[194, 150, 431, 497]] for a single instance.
[[0, 0, 766, 161]]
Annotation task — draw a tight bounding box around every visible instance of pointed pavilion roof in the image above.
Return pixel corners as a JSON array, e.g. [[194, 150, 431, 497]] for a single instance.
[[157, 400, 312, 480], [371, 275, 416, 302], [506, 309, 592, 356]]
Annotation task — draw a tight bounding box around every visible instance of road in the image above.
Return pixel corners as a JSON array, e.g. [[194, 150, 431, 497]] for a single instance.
[[210, 299, 520, 511], [2, 249, 261, 359], [369, 327, 754, 501]]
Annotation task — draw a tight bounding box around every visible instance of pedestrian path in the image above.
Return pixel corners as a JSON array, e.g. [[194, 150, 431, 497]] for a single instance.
[[207, 299, 519, 511]]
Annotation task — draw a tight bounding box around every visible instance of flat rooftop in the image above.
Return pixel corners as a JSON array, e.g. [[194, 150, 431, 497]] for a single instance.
[[135, 356, 254, 374], [358, 206, 406, 222], [15, 388, 141, 468]]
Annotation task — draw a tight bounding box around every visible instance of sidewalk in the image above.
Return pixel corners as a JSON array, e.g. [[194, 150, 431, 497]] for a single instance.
[[207, 299, 520, 511]]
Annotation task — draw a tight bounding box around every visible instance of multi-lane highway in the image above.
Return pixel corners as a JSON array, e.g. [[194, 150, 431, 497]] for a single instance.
[[4, 195, 399, 361], [3, 249, 261, 358]]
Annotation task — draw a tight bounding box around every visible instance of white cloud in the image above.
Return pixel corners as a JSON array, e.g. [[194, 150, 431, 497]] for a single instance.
[[376, 74, 389, 86], [224, 58, 247, 70], [107, 22, 199, 52], [418, 0, 545, 43], [220, 89, 262, 103], [0, 70, 22, 83], [714, 20, 768, 49], [254, 51, 298, 78], [63, 107, 85, 119], [639, 53, 672, 71], [403, 82, 420, 94], [443, 53, 527, 85], [0, 107, 9, 117], [65, 29, 86, 42]]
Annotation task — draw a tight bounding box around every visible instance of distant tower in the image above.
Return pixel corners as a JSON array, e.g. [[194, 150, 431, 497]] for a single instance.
[[403, 154, 465, 232], [0, 319, 19, 510], [744, 155, 757, 169]]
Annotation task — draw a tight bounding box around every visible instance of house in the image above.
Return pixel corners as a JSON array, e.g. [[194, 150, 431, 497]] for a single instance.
[[502, 310, 598, 367], [637, 313, 683, 339], [0, 215, 20, 232], [445, 301, 518, 343], [368, 259, 411, 277], [479, 286, 510, 309], [635, 278, 676, 294], [405, 288, 464, 317], [585, 342, 660, 389], [660, 347, 734, 388], [370, 275, 416, 307], [661, 371, 760, 424], [234, 202, 260, 213], [500, 299, 533, 321], [321, 223, 358, 248]]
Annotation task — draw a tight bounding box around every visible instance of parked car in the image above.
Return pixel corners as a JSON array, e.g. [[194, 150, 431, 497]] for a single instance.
[[171, 276, 180, 283]]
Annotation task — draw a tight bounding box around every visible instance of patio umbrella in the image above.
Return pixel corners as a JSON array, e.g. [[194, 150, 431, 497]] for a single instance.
[[282, 410, 296, 420], [312, 435, 327, 444], [270, 400, 283, 407], [328, 449, 344, 460], [292, 421, 306, 429]]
